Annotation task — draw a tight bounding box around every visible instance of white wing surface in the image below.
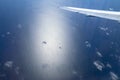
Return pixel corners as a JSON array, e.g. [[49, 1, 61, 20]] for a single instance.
[[61, 7, 120, 21]]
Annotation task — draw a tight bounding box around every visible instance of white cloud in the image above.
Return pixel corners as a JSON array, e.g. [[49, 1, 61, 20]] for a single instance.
[[4, 61, 13, 68], [93, 61, 105, 71], [96, 51, 103, 57], [110, 72, 119, 80]]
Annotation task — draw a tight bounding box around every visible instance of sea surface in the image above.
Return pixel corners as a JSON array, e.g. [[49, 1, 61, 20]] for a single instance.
[[0, 0, 120, 80]]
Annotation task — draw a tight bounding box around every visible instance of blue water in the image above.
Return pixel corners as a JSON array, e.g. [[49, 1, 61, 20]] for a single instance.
[[0, 0, 120, 80]]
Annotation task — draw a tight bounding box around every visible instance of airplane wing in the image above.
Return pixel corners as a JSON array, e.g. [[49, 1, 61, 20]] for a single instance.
[[61, 7, 120, 21]]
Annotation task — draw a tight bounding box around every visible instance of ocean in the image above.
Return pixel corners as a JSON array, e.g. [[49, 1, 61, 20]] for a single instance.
[[0, 0, 120, 80]]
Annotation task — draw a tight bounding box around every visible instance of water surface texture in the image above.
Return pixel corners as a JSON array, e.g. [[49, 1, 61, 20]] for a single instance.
[[0, 0, 120, 80]]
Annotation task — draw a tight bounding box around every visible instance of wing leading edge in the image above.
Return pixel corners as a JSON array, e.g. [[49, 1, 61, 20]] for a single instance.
[[61, 7, 120, 21]]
